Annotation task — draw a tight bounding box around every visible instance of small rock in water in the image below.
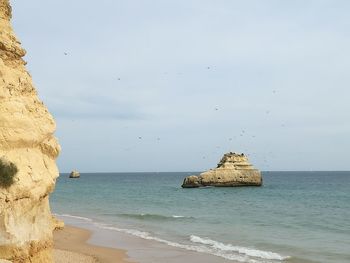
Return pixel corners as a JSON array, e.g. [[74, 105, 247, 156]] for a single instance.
[[69, 170, 80, 178]]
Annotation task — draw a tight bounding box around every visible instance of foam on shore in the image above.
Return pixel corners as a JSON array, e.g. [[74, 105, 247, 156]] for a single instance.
[[56, 213, 290, 263]]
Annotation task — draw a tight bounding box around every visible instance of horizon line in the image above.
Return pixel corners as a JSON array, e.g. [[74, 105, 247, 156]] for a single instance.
[[59, 170, 350, 174]]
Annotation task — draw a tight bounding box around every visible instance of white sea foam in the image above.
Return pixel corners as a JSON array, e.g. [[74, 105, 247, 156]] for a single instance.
[[93, 223, 288, 263], [54, 213, 289, 263], [190, 235, 289, 261], [117, 213, 193, 220], [54, 213, 93, 222], [94, 223, 254, 262]]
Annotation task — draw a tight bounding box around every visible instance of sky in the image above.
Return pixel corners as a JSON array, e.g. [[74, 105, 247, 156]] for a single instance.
[[10, 0, 350, 172]]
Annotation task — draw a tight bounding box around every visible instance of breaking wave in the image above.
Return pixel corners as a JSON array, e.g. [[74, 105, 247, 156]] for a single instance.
[[116, 213, 194, 221], [56, 213, 290, 263], [54, 213, 93, 222], [190, 235, 289, 261]]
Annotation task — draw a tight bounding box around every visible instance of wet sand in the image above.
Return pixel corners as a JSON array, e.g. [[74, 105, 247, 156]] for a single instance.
[[54, 225, 131, 263]]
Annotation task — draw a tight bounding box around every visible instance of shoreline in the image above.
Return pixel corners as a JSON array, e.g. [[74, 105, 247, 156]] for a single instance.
[[53, 215, 242, 263], [54, 225, 131, 263]]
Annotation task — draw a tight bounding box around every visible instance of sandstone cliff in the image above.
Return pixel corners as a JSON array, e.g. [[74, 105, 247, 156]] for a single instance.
[[51, 216, 64, 231], [0, 1, 60, 262], [182, 152, 262, 188]]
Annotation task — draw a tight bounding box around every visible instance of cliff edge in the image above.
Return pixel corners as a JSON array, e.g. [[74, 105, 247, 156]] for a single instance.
[[182, 152, 262, 188], [0, 1, 60, 262]]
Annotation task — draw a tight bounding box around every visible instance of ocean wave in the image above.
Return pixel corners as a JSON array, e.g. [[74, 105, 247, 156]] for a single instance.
[[116, 213, 194, 221], [95, 223, 289, 263], [190, 235, 289, 261], [55, 213, 289, 263], [54, 213, 93, 222], [94, 223, 257, 262], [172, 215, 187, 218]]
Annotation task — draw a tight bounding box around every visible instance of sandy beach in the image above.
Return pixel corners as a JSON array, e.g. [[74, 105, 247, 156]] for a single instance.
[[1, 0, 349, 262], [54, 225, 131, 263]]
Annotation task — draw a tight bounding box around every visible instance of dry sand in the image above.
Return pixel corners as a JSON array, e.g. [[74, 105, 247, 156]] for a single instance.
[[54, 249, 97, 263], [54, 225, 131, 263]]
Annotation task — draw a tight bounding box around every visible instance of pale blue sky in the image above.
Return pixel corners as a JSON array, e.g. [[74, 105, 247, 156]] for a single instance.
[[11, 0, 350, 172]]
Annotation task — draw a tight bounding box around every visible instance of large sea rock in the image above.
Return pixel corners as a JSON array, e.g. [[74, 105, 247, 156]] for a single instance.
[[182, 152, 262, 188], [0, 1, 60, 262]]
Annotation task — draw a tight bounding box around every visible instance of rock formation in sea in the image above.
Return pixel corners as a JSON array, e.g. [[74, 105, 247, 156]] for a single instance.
[[69, 170, 80, 178], [182, 152, 262, 188], [0, 1, 60, 262]]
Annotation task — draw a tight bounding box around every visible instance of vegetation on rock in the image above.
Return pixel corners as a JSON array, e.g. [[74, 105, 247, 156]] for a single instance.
[[0, 157, 18, 187]]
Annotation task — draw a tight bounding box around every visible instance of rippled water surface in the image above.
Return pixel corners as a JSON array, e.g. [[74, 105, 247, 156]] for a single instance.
[[51, 171, 350, 263]]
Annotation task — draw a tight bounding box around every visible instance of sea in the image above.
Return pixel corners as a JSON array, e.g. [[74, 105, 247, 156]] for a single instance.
[[50, 172, 350, 263]]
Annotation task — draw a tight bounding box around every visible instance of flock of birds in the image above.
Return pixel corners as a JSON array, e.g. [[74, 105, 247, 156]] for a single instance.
[[63, 51, 281, 167]]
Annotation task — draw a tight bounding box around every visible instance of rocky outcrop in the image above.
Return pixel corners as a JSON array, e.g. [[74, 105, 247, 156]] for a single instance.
[[69, 170, 80, 178], [182, 152, 262, 188], [0, 1, 60, 262], [51, 216, 64, 231]]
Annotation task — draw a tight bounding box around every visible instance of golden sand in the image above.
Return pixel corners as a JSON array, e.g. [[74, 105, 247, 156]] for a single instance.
[[54, 226, 131, 263]]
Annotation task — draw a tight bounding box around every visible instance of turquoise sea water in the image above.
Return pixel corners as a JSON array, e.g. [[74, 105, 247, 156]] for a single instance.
[[51, 172, 350, 263]]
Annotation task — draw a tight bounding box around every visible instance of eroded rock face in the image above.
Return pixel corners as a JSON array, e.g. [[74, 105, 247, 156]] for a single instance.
[[182, 152, 262, 188], [0, 1, 60, 262], [51, 216, 64, 231]]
